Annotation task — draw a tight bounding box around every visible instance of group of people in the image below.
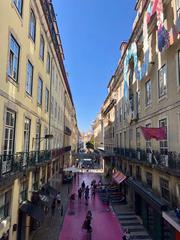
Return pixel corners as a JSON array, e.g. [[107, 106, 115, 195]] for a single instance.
[[77, 179, 97, 205]]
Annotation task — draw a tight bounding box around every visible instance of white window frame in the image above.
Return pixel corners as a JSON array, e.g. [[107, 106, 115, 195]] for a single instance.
[[29, 9, 36, 42], [26, 60, 33, 96], [13, 0, 23, 16], [145, 80, 152, 106], [37, 78, 43, 105], [8, 34, 20, 82], [158, 64, 167, 99], [39, 35, 45, 61]]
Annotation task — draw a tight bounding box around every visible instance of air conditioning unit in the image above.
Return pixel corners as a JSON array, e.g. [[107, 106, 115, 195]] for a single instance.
[[147, 153, 152, 163]]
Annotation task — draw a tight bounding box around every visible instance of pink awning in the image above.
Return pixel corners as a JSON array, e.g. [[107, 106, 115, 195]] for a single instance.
[[141, 126, 167, 141], [112, 171, 126, 184]]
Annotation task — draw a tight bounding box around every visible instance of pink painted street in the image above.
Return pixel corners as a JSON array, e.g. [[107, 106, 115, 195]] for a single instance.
[[59, 173, 123, 240]]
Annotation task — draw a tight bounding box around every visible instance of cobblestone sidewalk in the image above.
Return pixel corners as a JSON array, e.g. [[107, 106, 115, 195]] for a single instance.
[[30, 174, 72, 240]]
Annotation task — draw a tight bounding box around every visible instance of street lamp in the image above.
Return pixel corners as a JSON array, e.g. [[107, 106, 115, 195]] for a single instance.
[[32, 134, 54, 150]]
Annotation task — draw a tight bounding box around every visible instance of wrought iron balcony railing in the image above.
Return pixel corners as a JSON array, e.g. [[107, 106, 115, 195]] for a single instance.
[[0, 147, 70, 179], [113, 148, 180, 172]]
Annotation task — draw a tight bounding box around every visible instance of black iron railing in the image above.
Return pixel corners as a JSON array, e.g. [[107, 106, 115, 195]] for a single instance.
[[113, 148, 180, 171], [0, 147, 70, 179]]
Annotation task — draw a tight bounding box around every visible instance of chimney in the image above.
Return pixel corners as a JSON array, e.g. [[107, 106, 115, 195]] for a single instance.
[[120, 41, 128, 57]]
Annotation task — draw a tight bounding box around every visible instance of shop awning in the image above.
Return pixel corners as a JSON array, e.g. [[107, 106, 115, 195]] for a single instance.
[[112, 171, 126, 184], [39, 194, 52, 207], [163, 211, 180, 232], [20, 201, 45, 223]]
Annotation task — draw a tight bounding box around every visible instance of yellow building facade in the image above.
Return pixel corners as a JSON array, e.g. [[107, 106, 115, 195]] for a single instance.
[[96, 0, 180, 239], [0, 1, 78, 240]]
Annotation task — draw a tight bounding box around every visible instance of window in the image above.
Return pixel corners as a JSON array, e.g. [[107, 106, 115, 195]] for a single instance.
[[120, 133, 122, 148], [160, 178, 170, 201], [3, 110, 16, 155], [129, 128, 133, 149], [39, 35, 45, 60], [44, 128, 48, 150], [37, 78, 43, 105], [146, 172, 153, 188], [32, 171, 39, 190], [51, 96, 54, 117], [35, 123, 41, 151], [8, 34, 20, 82], [176, 0, 180, 18], [158, 64, 167, 98], [137, 90, 140, 114], [136, 166, 141, 181], [24, 118, 31, 153], [29, 10, 36, 42], [0, 191, 11, 221], [119, 107, 122, 122], [55, 102, 57, 119], [26, 60, 33, 95], [19, 182, 28, 203], [14, 0, 23, 15], [159, 118, 168, 154], [58, 107, 60, 121], [46, 52, 50, 73], [45, 88, 49, 112], [145, 80, 152, 106], [136, 127, 141, 150]]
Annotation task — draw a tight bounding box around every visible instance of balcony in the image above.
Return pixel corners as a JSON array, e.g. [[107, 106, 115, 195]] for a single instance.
[[113, 148, 180, 176], [0, 148, 64, 184]]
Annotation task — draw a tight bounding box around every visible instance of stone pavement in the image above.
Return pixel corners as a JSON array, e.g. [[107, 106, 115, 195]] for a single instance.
[[113, 204, 152, 240], [59, 173, 123, 240], [31, 173, 72, 240]]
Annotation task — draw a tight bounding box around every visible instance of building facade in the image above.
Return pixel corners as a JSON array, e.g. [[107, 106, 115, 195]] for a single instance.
[[92, 113, 104, 150], [0, 1, 78, 240], [95, 0, 180, 239]]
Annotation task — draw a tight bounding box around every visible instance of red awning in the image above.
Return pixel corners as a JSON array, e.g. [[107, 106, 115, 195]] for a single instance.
[[112, 171, 126, 184]]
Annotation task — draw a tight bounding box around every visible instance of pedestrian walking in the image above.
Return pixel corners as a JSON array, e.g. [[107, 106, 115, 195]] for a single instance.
[[123, 229, 131, 240], [86, 210, 92, 233], [81, 180, 85, 191], [91, 186, 96, 199], [85, 186, 90, 205], [78, 188, 82, 201], [51, 198, 56, 216], [56, 192, 61, 209]]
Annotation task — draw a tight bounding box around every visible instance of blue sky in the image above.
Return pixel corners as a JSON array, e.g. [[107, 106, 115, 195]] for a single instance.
[[53, 0, 136, 132]]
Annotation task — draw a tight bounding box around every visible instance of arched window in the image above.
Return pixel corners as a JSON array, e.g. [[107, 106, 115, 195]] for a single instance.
[[29, 10, 36, 42], [40, 35, 45, 60]]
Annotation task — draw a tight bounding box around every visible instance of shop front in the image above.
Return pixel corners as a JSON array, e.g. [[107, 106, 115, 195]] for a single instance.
[[126, 178, 171, 240]]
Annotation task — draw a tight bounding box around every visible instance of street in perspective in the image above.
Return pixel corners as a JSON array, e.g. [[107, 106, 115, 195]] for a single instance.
[[0, 0, 180, 240]]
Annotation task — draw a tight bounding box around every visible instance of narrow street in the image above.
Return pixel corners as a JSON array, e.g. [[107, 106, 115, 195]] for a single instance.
[[59, 173, 123, 240]]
